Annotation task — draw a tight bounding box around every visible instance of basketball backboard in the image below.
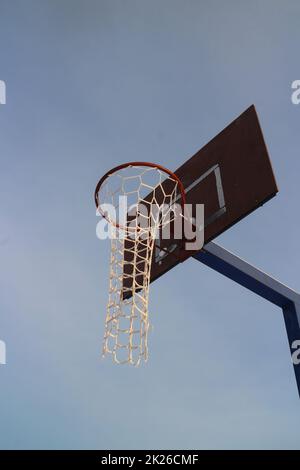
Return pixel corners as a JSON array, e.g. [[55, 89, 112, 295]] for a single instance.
[[132, 105, 278, 287], [95, 105, 300, 398], [95, 104, 279, 365]]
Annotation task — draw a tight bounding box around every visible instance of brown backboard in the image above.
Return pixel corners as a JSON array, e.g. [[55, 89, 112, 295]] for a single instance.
[[123, 105, 278, 294]]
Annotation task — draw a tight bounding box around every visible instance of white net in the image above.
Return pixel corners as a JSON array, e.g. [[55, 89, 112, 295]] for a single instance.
[[96, 164, 183, 365]]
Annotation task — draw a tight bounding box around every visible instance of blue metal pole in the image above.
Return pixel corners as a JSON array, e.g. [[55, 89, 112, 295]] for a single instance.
[[193, 242, 300, 397]]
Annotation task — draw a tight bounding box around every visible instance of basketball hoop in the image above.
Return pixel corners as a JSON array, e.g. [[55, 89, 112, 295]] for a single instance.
[[95, 162, 186, 365]]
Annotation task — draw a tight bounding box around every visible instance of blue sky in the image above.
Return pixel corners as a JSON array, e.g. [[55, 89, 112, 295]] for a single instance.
[[0, 0, 300, 449]]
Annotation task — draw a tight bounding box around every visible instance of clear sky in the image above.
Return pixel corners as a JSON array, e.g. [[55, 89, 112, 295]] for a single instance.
[[0, 0, 300, 449]]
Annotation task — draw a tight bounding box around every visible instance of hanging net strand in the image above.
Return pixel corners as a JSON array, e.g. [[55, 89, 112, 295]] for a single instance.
[[95, 162, 186, 365]]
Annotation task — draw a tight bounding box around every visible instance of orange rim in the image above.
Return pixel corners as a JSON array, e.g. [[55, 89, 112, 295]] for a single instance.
[[94, 161, 186, 229]]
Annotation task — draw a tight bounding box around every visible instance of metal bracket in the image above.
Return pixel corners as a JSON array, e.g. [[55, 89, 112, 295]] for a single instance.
[[193, 242, 300, 397]]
